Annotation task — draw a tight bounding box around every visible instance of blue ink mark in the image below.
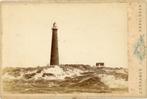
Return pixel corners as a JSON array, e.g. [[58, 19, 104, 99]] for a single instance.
[[134, 34, 146, 61]]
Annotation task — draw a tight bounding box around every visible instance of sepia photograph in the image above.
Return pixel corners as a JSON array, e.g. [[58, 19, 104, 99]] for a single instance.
[[1, 3, 128, 94]]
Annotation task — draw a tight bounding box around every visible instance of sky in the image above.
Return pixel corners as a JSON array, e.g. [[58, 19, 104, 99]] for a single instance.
[[1, 3, 128, 67]]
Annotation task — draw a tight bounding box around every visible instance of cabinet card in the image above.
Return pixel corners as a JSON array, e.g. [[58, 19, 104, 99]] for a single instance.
[[0, 0, 146, 98]]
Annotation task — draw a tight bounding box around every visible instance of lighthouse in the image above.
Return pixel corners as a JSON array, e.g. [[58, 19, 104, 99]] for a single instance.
[[50, 22, 59, 65]]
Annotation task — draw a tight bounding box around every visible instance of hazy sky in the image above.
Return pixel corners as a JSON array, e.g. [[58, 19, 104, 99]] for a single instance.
[[1, 3, 128, 67]]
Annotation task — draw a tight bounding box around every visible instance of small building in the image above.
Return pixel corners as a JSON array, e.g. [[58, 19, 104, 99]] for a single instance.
[[96, 62, 104, 67]]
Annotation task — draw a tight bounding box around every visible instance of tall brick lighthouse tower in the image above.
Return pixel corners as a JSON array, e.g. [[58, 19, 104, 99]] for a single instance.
[[50, 22, 59, 65]]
